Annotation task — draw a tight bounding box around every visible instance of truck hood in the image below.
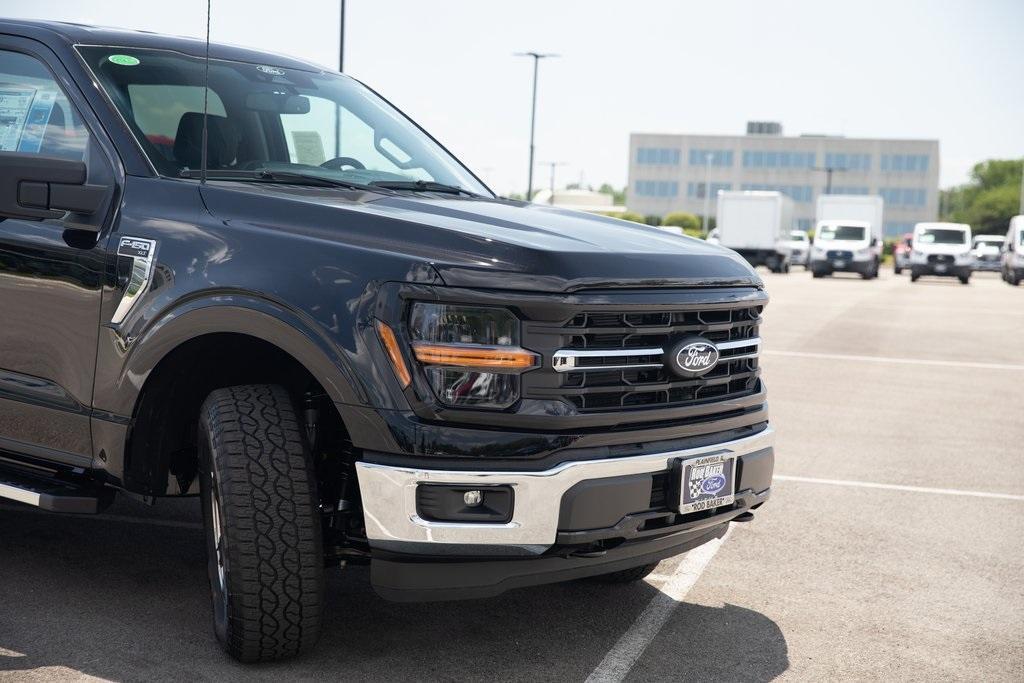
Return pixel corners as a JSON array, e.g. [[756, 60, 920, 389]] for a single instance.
[[916, 242, 972, 256], [200, 183, 761, 292], [815, 238, 869, 251]]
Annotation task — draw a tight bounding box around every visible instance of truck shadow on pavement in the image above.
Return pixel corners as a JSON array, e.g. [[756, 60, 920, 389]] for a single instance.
[[0, 505, 789, 682]]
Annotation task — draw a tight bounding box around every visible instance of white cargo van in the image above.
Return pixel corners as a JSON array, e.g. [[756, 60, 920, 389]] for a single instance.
[[716, 191, 794, 273], [971, 234, 1005, 272], [1002, 215, 1024, 286], [909, 222, 973, 284], [809, 194, 884, 278]]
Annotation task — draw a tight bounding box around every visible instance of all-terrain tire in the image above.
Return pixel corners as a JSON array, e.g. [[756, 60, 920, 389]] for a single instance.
[[591, 562, 660, 584], [198, 384, 325, 663]]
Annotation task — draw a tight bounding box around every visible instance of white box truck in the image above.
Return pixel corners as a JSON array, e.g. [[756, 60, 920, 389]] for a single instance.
[[716, 191, 794, 273], [810, 194, 884, 279]]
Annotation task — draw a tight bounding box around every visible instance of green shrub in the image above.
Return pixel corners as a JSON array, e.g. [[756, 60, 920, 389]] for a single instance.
[[662, 212, 700, 232], [607, 211, 646, 224]]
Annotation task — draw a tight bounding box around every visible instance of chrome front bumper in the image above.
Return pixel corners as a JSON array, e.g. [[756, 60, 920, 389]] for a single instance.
[[355, 426, 774, 555]]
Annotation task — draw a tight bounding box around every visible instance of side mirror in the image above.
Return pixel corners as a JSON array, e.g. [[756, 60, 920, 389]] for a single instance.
[[0, 152, 106, 228], [870, 237, 878, 247]]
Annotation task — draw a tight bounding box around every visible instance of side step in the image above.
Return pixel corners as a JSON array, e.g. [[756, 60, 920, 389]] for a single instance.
[[0, 463, 113, 514]]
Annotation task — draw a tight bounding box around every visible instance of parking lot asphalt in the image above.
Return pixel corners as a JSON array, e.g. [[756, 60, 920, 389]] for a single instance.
[[2, 268, 1022, 681]]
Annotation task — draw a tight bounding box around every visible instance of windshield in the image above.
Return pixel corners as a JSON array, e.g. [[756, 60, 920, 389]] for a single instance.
[[790, 231, 808, 242], [817, 225, 866, 241], [77, 47, 491, 195], [972, 238, 1003, 249], [917, 228, 968, 245]]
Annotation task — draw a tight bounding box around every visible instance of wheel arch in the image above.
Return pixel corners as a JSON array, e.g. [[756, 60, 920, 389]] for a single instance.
[[97, 296, 367, 495]]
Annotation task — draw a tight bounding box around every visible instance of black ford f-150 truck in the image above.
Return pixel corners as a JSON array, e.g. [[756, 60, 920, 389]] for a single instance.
[[0, 20, 774, 662]]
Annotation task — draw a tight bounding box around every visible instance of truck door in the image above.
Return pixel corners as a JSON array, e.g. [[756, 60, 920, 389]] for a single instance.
[[0, 38, 119, 467]]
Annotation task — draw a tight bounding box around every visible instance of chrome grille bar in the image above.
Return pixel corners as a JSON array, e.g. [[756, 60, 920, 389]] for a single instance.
[[552, 347, 663, 373], [551, 337, 761, 372]]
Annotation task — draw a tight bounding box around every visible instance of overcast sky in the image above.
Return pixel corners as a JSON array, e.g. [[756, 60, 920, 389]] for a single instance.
[[5, 0, 1023, 195]]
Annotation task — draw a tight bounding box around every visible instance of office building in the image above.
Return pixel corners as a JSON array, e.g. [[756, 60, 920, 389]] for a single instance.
[[627, 122, 939, 235]]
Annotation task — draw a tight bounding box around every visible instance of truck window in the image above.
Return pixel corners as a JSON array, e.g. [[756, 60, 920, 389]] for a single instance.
[[127, 84, 226, 164], [817, 225, 866, 241], [0, 50, 90, 160], [77, 46, 489, 195], [917, 229, 967, 245], [279, 95, 432, 181]]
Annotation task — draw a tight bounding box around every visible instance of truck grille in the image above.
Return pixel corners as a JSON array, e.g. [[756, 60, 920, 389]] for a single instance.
[[927, 254, 954, 264], [826, 250, 853, 260], [523, 304, 763, 413]]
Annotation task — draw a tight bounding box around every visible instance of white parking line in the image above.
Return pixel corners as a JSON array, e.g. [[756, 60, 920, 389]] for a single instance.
[[774, 475, 1024, 501], [763, 349, 1024, 371], [585, 528, 731, 683]]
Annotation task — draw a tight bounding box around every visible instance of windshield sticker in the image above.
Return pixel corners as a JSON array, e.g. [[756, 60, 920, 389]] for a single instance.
[[16, 90, 57, 154], [108, 54, 140, 66], [0, 86, 36, 151], [291, 131, 326, 166], [257, 65, 286, 76]]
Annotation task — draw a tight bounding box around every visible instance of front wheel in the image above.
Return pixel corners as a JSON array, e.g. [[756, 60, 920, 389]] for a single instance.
[[199, 384, 325, 663], [894, 264, 903, 275], [959, 275, 971, 285], [911, 273, 920, 282]]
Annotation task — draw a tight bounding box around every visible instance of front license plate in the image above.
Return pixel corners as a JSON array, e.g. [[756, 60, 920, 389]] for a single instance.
[[833, 259, 846, 268], [677, 453, 736, 514], [935, 264, 947, 273]]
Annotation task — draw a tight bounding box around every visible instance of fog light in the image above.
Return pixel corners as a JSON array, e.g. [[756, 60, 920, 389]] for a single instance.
[[416, 484, 514, 523]]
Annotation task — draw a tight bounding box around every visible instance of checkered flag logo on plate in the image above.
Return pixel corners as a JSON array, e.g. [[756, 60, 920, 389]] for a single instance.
[[689, 479, 705, 499]]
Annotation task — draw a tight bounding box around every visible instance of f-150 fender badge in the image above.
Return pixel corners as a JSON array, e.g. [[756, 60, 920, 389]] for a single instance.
[[111, 236, 157, 325]]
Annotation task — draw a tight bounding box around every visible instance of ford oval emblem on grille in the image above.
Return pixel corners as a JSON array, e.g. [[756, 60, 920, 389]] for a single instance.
[[668, 337, 720, 377]]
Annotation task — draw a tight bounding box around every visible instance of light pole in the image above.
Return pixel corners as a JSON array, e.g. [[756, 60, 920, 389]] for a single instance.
[[701, 151, 712, 236], [540, 161, 567, 204], [811, 165, 846, 195], [1019, 157, 1024, 214], [515, 52, 558, 201], [338, 0, 346, 72]]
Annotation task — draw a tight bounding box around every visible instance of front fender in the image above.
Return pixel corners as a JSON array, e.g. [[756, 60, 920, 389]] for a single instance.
[[92, 293, 391, 419]]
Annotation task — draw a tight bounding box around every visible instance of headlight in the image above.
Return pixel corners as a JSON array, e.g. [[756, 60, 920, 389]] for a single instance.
[[406, 303, 538, 409]]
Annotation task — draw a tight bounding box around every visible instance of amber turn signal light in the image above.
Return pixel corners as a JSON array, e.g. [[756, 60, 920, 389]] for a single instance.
[[411, 343, 538, 370], [375, 320, 412, 388]]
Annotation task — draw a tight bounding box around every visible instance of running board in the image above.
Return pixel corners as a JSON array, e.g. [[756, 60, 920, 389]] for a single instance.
[[0, 464, 112, 513]]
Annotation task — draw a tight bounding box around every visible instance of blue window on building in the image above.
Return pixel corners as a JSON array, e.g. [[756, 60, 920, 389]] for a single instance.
[[879, 187, 926, 207], [635, 180, 679, 197], [824, 152, 871, 171], [881, 154, 929, 173], [742, 150, 815, 169], [688, 149, 733, 167], [829, 186, 870, 195], [884, 221, 916, 237], [637, 147, 681, 165], [687, 182, 732, 199], [741, 183, 813, 203]]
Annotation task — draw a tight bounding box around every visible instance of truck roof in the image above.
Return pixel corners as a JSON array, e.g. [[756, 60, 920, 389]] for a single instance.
[[0, 18, 328, 74], [915, 222, 970, 231], [816, 219, 870, 227]]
